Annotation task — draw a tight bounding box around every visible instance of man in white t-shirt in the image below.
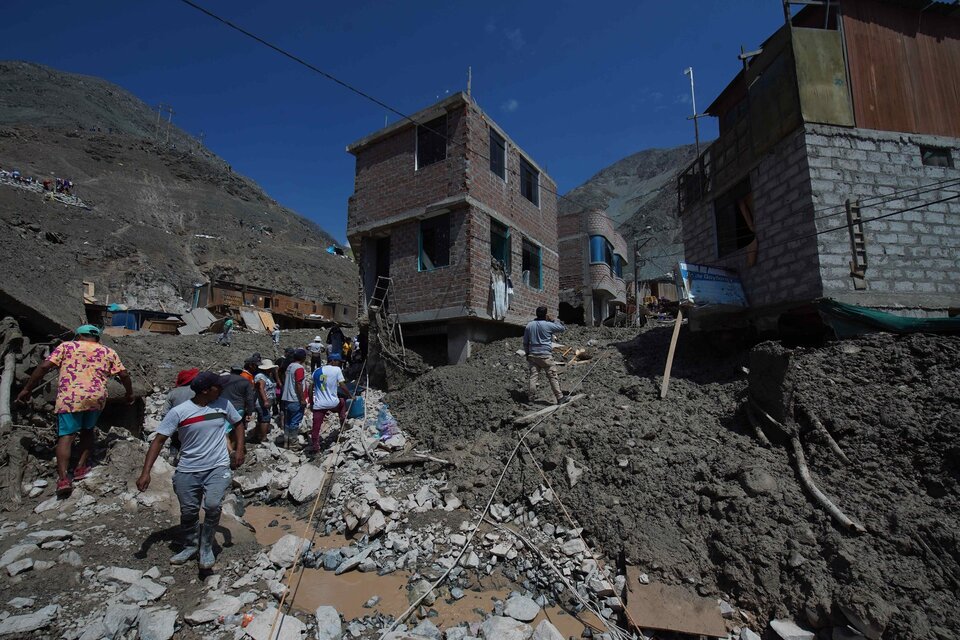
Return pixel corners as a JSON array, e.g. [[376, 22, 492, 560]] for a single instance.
[[306, 353, 355, 454], [136, 372, 244, 568], [306, 336, 325, 371]]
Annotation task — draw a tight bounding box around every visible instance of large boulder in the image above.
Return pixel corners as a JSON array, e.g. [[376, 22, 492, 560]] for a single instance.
[[504, 595, 540, 622], [0, 604, 59, 636], [288, 465, 327, 503], [479, 616, 532, 640], [268, 534, 311, 568], [245, 607, 305, 640], [314, 606, 342, 640]]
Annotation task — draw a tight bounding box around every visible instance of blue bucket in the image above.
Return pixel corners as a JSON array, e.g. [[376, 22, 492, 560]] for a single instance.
[[346, 383, 365, 418]]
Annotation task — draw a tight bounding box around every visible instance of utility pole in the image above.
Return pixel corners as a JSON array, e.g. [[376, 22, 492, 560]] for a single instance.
[[683, 67, 701, 158], [154, 103, 166, 140], [164, 105, 175, 146], [467, 66, 472, 97], [198, 131, 206, 148], [633, 226, 653, 327]]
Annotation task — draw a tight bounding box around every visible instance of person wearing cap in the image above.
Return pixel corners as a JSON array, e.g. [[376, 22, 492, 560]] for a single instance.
[[306, 335, 325, 372], [252, 359, 278, 443], [306, 353, 355, 455], [164, 368, 199, 414], [219, 366, 257, 430], [136, 371, 244, 568], [280, 349, 308, 449], [16, 325, 133, 496]]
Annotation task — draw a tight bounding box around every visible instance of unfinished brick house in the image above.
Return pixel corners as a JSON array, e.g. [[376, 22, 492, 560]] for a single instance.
[[346, 93, 559, 364], [678, 0, 960, 330], [558, 210, 628, 325]]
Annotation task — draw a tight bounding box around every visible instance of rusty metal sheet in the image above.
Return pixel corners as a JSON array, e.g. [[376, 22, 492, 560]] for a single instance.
[[624, 566, 727, 637], [239, 307, 265, 333], [793, 28, 855, 126]]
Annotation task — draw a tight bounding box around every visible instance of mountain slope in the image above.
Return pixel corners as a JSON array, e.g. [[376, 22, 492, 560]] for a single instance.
[[0, 61, 356, 332], [560, 144, 699, 278]]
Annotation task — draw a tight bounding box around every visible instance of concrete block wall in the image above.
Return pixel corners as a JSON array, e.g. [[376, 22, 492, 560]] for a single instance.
[[680, 127, 823, 308], [557, 214, 584, 292], [805, 124, 960, 312]]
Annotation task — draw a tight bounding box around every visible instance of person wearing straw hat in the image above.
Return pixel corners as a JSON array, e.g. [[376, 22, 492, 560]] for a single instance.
[[306, 352, 355, 455], [252, 359, 279, 443], [16, 324, 133, 497]]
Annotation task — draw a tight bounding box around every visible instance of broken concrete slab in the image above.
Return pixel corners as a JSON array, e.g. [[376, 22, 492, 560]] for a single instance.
[[245, 606, 305, 640], [138, 608, 178, 640], [0, 604, 59, 636]]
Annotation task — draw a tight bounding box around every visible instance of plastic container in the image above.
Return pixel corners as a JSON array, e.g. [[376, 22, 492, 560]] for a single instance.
[[345, 383, 365, 419]]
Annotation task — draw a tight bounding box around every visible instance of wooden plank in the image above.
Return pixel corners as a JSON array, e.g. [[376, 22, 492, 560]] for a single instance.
[[624, 566, 727, 637], [239, 307, 265, 333], [659, 310, 683, 399], [514, 394, 585, 425], [258, 310, 277, 332]]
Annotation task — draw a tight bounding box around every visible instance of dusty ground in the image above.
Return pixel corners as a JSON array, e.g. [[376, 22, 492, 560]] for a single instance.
[[389, 326, 960, 639]]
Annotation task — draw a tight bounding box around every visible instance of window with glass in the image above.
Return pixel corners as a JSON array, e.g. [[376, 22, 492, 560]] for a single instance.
[[589, 235, 614, 267], [416, 115, 447, 169], [521, 238, 542, 289], [613, 254, 625, 278], [490, 219, 511, 271], [489, 129, 506, 180], [418, 214, 450, 271]]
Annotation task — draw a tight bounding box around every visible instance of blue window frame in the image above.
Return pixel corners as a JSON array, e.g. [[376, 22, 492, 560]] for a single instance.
[[613, 254, 625, 278], [589, 235, 613, 267]]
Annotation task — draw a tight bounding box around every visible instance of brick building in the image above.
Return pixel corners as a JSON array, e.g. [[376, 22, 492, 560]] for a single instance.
[[678, 0, 960, 328], [558, 209, 628, 325], [346, 93, 559, 363]]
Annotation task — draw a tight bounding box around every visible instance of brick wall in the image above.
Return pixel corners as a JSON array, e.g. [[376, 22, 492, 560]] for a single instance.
[[680, 127, 823, 308], [347, 107, 468, 230], [805, 124, 960, 312]]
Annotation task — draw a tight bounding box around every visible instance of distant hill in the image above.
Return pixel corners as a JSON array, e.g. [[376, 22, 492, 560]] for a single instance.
[[560, 144, 700, 279], [0, 60, 356, 333]]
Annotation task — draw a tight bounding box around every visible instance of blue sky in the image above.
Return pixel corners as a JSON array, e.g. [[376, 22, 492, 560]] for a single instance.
[[2, 1, 785, 242]]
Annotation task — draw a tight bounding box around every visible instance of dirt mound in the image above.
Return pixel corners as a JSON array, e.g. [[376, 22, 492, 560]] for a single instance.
[[388, 327, 960, 639]]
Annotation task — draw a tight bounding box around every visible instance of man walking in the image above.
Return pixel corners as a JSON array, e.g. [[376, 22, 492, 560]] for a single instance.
[[280, 349, 308, 448], [306, 354, 355, 455], [272, 325, 281, 347], [217, 316, 235, 346], [306, 335, 325, 372], [523, 307, 567, 405], [16, 325, 133, 496], [136, 372, 244, 568]]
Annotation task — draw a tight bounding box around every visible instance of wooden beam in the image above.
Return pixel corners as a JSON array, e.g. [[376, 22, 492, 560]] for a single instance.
[[514, 394, 585, 425], [660, 309, 684, 399]]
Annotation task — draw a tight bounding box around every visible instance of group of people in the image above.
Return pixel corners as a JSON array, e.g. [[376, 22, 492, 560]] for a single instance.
[[0, 166, 73, 193], [15, 323, 361, 572], [12, 307, 563, 573]]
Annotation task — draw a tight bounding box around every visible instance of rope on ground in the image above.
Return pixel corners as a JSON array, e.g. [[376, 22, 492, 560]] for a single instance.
[[268, 360, 368, 640], [378, 350, 614, 638]]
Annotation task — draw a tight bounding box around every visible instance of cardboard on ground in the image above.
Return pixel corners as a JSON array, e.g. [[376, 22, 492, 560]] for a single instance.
[[624, 566, 727, 637]]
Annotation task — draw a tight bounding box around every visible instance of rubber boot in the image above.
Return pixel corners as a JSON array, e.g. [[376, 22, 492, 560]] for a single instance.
[[198, 523, 216, 569], [170, 526, 199, 565]]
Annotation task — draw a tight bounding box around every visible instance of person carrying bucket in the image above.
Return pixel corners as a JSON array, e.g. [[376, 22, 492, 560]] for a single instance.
[[306, 353, 355, 455]]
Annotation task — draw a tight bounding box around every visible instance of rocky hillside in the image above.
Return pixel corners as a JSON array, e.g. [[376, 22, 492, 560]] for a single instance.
[[560, 144, 700, 277], [0, 61, 356, 334]]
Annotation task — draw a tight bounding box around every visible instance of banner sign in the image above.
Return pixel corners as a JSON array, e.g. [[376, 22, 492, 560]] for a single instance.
[[674, 262, 748, 310]]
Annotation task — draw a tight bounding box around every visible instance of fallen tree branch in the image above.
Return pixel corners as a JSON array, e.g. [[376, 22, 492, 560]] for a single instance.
[[380, 453, 452, 467], [744, 401, 772, 447], [514, 393, 585, 425], [798, 404, 850, 464], [790, 435, 865, 534]]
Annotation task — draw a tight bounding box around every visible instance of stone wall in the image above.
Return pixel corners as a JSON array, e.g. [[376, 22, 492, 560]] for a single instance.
[[806, 124, 960, 312]]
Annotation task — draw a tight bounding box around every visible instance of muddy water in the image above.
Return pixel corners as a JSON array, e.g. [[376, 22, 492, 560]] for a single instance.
[[245, 506, 599, 635]]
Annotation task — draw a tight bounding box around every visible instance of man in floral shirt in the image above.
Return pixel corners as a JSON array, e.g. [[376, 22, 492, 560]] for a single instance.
[[16, 325, 133, 495]]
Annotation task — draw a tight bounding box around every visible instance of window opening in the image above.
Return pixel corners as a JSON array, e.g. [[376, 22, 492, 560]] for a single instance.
[[489, 129, 506, 180], [521, 238, 542, 289], [920, 146, 953, 168], [490, 219, 511, 272], [589, 235, 614, 267], [713, 178, 755, 258], [418, 214, 451, 271], [613, 254, 625, 278], [519, 156, 539, 206], [416, 115, 447, 169]]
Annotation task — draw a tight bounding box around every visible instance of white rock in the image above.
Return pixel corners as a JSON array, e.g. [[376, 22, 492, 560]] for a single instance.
[[335, 546, 374, 575], [376, 496, 401, 513], [489, 504, 510, 521], [770, 619, 815, 640], [741, 630, 762, 640], [245, 607, 305, 640], [449, 533, 467, 547], [531, 620, 564, 640], [58, 551, 83, 567], [414, 485, 436, 507], [365, 510, 387, 538], [561, 539, 587, 556], [6, 558, 33, 576], [314, 605, 342, 640], [411, 618, 442, 639], [138, 608, 178, 640], [479, 616, 532, 640], [491, 543, 513, 557], [123, 578, 167, 602], [185, 595, 242, 625], [236, 470, 273, 494], [33, 497, 61, 514], [287, 465, 327, 503], [103, 604, 141, 636], [6, 598, 34, 609], [268, 535, 311, 568], [504, 595, 541, 622], [565, 457, 585, 487], [144, 566, 161, 579], [25, 529, 73, 544], [99, 566, 144, 584], [32, 560, 54, 572], [0, 604, 59, 636], [0, 544, 37, 569]]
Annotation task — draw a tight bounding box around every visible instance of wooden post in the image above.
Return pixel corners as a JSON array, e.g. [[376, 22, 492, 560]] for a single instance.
[[660, 309, 683, 399]]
